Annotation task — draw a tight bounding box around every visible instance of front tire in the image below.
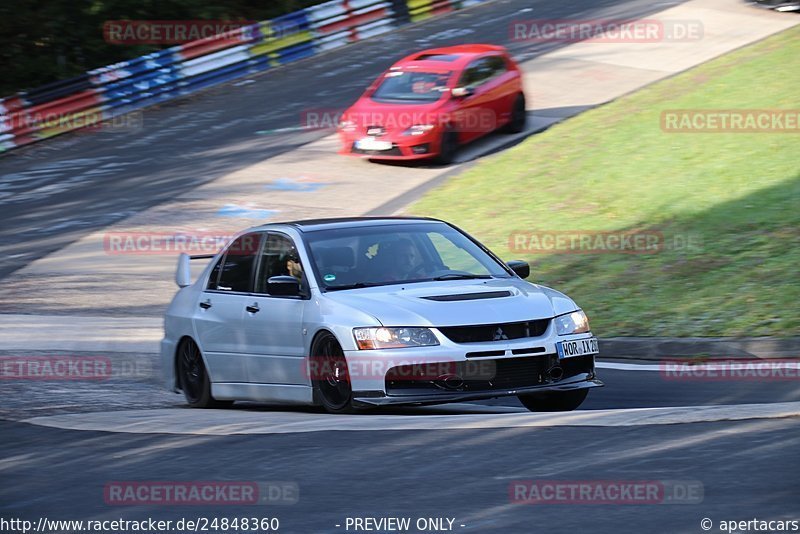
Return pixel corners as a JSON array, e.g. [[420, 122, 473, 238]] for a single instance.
[[177, 339, 233, 408], [518, 388, 588, 412], [435, 128, 458, 165], [311, 333, 356, 414]]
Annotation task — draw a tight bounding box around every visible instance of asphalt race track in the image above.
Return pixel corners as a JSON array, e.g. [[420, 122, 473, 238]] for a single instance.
[[2, 363, 799, 532], [2, 415, 796, 533], [1, 0, 799, 532]]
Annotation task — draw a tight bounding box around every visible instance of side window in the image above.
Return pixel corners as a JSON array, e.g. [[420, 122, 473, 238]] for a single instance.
[[205, 256, 224, 290], [460, 58, 493, 88], [459, 67, 475, 88], [459, 63, 481, 88], [214, 233, 263, 292], [486, 56, 507, 77], [255, 233, 304, 294], [477, 58, 495, 83]]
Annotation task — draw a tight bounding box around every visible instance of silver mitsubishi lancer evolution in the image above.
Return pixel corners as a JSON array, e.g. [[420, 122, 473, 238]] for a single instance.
[[162, 217, 602, 413]]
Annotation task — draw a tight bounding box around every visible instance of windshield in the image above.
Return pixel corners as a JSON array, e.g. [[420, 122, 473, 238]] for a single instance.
[[371, 71, 452, 103], [304, 222, 511, 290]]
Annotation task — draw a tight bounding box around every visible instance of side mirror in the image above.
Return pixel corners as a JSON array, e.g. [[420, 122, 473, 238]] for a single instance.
[[451, 87, 474, 98], [176, 253, 192, 288], [267, 275, 301, 296], [507, 260, 530, 279]]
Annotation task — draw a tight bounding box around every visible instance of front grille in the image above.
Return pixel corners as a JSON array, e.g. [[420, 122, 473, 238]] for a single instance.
[[438, 319, 549, 343], [490, 356, 552, 389], [511, 347, 546, 355], [465, 350, 505, 358]]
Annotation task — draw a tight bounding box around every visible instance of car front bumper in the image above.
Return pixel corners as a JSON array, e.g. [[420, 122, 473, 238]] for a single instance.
[[338, 130, 442, 160], [343, 331, 601, 406], [353, 374, 603, 407]]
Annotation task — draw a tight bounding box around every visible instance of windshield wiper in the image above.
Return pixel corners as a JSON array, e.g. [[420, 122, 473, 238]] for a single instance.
[[325, 282, 383, 291], [327, 275, 492, 289], [431, 274, 493, 281]]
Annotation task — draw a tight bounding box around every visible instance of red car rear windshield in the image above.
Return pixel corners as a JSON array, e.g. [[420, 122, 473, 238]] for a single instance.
[[371, 71, 452, 103]]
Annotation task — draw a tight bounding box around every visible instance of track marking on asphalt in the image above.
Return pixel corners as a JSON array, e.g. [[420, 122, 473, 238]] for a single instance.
[[598, 362, 663, 371], [20, 402, 800, 436], [597, 362, 800, 372]]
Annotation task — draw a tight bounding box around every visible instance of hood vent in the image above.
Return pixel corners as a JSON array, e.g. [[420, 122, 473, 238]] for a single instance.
[[421, 290, 512, 302]]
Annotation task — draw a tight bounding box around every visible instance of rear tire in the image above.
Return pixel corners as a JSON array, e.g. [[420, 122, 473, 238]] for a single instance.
[[177, 339, 233, 408], [311, 333, 356, 414], [505, 93, 526, 134], [518, 388, 588, 412]]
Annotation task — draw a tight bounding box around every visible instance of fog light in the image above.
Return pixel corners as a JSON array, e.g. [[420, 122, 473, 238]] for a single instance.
[[411, 144, 430, 154]]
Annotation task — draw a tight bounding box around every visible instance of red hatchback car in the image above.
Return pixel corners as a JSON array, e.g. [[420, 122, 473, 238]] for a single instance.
[[337, 44, 526, 163]]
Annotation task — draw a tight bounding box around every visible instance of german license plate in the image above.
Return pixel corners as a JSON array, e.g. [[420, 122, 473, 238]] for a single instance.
[[557, 337, 599, 359], [355, 137, 392, 151]]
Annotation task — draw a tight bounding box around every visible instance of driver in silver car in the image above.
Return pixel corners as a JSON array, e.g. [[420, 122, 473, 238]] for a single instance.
[[380, 239, 422, 281]]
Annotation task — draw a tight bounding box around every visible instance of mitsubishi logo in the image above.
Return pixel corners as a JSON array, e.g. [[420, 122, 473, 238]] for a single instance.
[[493, 327, 509, 341]]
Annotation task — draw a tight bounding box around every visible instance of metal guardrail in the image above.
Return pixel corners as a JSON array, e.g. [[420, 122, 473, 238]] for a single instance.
[[0, 0, 485, 153]]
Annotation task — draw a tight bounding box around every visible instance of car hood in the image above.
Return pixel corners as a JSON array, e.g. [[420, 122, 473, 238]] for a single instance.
[[321, 278, 578, 327], [343, 98, 449, 134]]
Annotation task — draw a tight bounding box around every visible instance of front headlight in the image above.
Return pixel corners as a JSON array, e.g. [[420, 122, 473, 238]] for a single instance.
[[555, 310, 591, 335], [403, 124, 435, 136], [353, 327, 439, 349]]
